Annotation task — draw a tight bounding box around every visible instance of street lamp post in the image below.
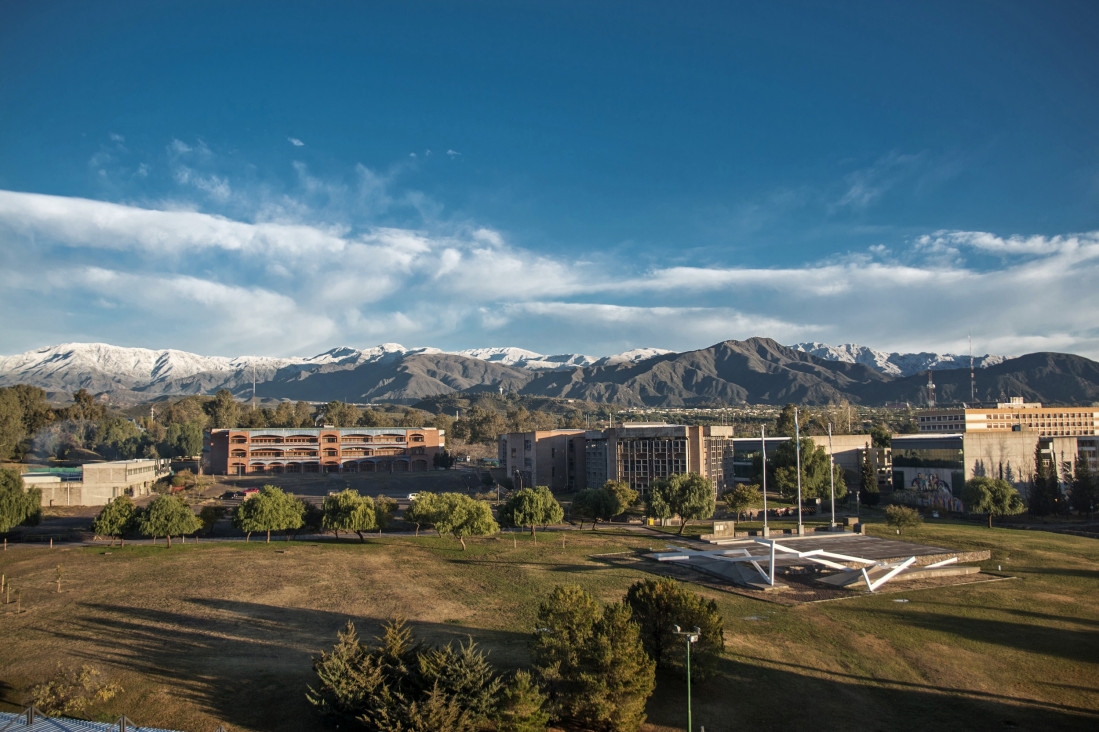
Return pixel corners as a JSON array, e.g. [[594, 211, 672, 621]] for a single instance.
[[673, 625, 701, 731]]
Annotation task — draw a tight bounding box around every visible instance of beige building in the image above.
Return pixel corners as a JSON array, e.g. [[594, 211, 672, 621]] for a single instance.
[[23, 458, 172, 507], [918, 398, 1099, 437]]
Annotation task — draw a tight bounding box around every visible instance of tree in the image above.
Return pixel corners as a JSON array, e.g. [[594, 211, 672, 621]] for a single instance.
[[308, 617, 503, 732], [499, 486, 563, 538], [571, 489, 613, 530], [374, 494, 397, 530], [962, 476, 1025, 527], [860, 448, 880, 506], [602, 480, 638, 519], [233, 485, 305, 542], [321, 489, 376, 542], [433, 493, 498, 550], [722, 483, 761, 521], [163, 421, 203, 458], [883, 504, 922, 534], [573, 603, 655, 731], [869, 423, 892, 449], [530, 585, 654, 731], [405, 492, 440, 535], [0, 387, 27, 461], [647, 473, 715, 535], [207, 389, 241, 429], [498, 670, 551, 732], [1029, 443, 1060, 516], [1070, 455, 1096, 517], [321, 400, 360, 427], [91, 495, 136, 546], [138, 495, 201, 547], [623, 577, 724, 680], [198, 505, 225, 536], [772, 438, 847, 502], [0, 467, 41, 533]]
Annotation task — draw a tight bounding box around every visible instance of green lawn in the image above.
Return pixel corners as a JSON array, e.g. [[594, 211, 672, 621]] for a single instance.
[[1, 518, 1096, 731]]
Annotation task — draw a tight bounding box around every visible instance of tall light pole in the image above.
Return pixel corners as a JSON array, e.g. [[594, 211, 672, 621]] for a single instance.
[[761, 425, 769, 537], [828, 423, 836, 528], [673, 625, 700, 731]]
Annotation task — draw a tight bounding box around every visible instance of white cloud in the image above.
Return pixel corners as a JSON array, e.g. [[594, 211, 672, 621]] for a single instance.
[[446, 149, 461, 159], [288, 137, 305, 147], [2, 168, 1099, 361]]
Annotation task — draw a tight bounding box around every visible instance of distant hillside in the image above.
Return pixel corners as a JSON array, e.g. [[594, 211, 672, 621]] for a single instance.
[[2, 338, 1097, 407]]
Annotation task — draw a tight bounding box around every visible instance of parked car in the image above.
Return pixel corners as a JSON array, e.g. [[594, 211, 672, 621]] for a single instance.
[[407, 493, 419, 501]]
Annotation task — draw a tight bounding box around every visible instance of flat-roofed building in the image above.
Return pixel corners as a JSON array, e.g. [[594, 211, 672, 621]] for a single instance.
[[918, 397, 1099, 437], [506, 423, 871, 496], [498, 429, 586, 492], [206, 427, 445, 475], [22, 458, 172, 507]]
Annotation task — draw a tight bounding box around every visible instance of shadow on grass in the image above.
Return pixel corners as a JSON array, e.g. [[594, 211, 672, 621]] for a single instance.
[[646, 654, 1098, 731], [55, 599, 529, 732], [844, 606, 1099, 665]]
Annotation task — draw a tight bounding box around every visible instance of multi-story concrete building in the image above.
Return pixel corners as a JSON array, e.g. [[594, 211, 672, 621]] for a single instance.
[[498, 429, 586, 492], [892, 429, 1097, 502], [22, 458, 172, 507], [918, 398, 1099, 437], [206, 427, 445, 475], [503, 423, 871, 496]]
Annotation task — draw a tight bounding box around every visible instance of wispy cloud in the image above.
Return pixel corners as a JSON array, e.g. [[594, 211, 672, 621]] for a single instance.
[[1, 154, 1097, 359], [288, 137, 305, 147]]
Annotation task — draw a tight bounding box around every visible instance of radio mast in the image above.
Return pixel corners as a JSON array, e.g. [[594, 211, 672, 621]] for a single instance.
[[926, 371, 936, 408], [969, 334, 976, 404]]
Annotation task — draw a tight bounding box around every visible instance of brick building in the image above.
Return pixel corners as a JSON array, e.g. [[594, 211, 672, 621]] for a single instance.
[[206, 427, 445, 475]]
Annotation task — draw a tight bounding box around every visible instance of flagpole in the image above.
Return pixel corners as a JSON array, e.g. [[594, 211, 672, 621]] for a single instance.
[[795, 408, 804, 535]]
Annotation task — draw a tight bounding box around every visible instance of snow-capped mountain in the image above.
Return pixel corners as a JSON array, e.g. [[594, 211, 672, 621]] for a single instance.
[[790, 342, 1007, 377], [0, 339, 1093, 407], [0, 341, 669, 395]]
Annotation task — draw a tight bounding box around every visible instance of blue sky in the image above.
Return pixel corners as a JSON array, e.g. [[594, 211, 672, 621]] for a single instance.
[[1, 0, 1097, 360]]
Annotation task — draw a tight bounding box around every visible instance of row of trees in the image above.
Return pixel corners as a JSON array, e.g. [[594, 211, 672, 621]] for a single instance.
[[308, 578, 724, 732]]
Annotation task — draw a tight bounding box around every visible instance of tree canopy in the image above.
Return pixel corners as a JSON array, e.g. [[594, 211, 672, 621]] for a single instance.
[[962, 476, 1024, 527], [530, 584, 654, 731], [308, 617, 505, 732], [432, 493, 499, 550], [233, 485, 305, 542], [646, 473, 715, 535], [321, 489, 376, 542], [623, 577, 724, 681], [499, 486, 563, 537], [91, 495, 136, 545], [138, 495, 201, 547], [771, 437, 847, 502], [0, 467, 41, 533], [722, 483, 761, 521]]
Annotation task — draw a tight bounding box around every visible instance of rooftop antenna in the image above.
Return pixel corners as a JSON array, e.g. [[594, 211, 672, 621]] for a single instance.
[[252, 364, 257, 411], [969, 334, 975, 404], [926, 371, 936, 408]]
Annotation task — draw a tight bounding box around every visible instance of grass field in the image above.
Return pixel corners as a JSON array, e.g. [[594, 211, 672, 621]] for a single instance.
[[0, 518, 1096, 731]]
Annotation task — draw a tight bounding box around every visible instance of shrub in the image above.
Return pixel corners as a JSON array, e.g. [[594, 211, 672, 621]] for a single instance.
[[31, 664, 122, 718], [883, 504, 922, 534]]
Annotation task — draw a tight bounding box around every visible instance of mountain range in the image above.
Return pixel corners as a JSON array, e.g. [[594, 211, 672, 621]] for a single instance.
[[1, 339, 1096, 407]]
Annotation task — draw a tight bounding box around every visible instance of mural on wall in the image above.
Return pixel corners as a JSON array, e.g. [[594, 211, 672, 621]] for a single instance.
[[893, 467, 964, 513]]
